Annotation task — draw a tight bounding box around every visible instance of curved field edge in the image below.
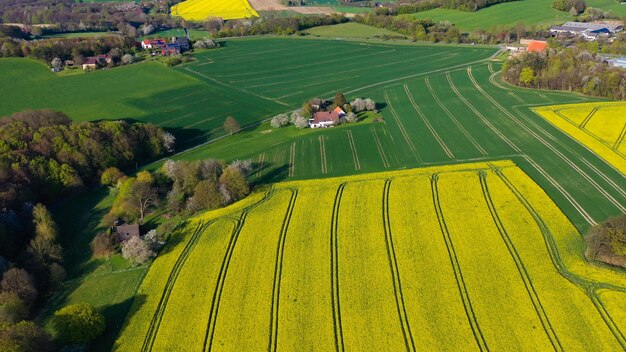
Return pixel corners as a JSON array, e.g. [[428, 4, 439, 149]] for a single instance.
[[533, 102, 626, 176], [114, 160, 626, 350]]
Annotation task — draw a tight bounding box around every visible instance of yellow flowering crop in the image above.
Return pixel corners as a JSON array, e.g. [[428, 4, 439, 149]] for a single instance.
[[171, 0, 259, 21]]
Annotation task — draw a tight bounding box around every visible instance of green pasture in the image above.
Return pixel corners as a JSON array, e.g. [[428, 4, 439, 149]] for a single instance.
[[408, 0, 573, 32], [40, 31, 113, 39], [304, 22, 406, 39], [586, 0, 626, 16]]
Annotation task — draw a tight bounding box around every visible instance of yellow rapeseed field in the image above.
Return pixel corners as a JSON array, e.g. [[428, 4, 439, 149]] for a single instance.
[[115, 160, 626, 351], [534, 102, 626, 175], [171, 0, 259, 21]]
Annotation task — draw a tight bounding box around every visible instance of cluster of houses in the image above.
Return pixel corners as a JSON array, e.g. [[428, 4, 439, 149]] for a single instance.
[[141, 36, 190, 56], [550, 21, 623, 41], [308, 98, 347, 128]]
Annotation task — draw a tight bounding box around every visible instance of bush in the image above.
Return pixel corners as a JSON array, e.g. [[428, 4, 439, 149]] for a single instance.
[[0, 269, 37, 304], [91, 233, 118, 257], [0, 292, 28, 324], [0, 321, 53, 352], [270, 114, 290, 128], [100, 167, 125, 187], [290, 112, 309, 129], [52, 303, 105, 345], [121, 236, 155, 265]]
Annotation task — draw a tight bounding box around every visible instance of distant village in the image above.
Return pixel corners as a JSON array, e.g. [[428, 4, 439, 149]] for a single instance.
[[52, 34, 192, 72], [504, 20, 625, 69]]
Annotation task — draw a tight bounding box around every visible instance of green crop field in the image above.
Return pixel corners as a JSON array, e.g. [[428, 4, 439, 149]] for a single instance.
[[0, 38, 494, 147], [407, 0, 573, 32], [116, 161, 626, 351], [304, 22, 405, 39]]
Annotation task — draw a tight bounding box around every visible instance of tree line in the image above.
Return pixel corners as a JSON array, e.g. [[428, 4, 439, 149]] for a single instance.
[[502, 47, 626, 100], [0, 0, 183, 33], [0, 109, 174, 208], [201, 14, 349, 37]]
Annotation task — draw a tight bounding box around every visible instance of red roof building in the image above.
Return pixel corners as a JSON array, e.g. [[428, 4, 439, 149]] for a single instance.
[[527, 40, 548, 53], [141, 38, 166, 49], [310, 111, 340, 128]]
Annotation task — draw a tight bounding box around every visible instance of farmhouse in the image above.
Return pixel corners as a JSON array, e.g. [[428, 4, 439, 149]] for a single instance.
[[172, 36, 190, 52], [141, 38, 167, 49], [116, 223, 140, 242], [81, 54, 112, 70], [310, 111, 340, 128]]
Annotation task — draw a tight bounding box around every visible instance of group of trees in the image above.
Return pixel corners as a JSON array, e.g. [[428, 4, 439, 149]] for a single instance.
[[586, 214, 626, 268], [552, 0, 586, 15], [0, 33, 135, 64], [201, 14, 348, 37], [0, 0, 183, 33], [354, 10, 464, 43], [0, 109, 175, 208], [502, 47, 626, 100], [101, 158, 251, 233]]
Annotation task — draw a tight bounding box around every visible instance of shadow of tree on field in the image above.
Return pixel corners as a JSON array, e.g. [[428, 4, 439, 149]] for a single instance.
[[254, 163, 290, 186], [93, 294, 147, 352]]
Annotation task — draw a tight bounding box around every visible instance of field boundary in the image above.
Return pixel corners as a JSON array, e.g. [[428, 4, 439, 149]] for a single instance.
[[382, 180, 416, 351], [492, 167, 626, 349], [479, 171, 562, 351], [430, 175, 489, 351], [330, 183, 346, 352], [467, 67, 626, 216], [268, 189, 299, 352]]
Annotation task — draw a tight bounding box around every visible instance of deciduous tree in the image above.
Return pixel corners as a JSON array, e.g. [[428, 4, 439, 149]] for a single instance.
[[223, 116, 241, 135], [52, 303, 105, 345]]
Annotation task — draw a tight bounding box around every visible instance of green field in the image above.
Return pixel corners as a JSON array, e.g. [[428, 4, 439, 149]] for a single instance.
[[140, 28, 210, 41], [0, 38, 498, 148], [408, 0, 573, 32], [116, 161, 626, 350], [40, 31, 113, 39], [305, 22, 405, 39]]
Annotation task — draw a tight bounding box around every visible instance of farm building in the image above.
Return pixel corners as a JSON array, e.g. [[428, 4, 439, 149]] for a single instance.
[[172, 36, 190, 52], [550, 21, 623, 41], [527, 40, 548, 53], [82, 54, 112, 70], [161, 43, 181, 56], [311, 98, 328, 110], [116, 223, 140, 242], [141, 38, 167, 49], [310, 111, 340, 128]]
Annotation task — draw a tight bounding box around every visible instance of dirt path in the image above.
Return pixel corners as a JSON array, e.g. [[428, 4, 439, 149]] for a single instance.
[[248, 0, 335, 15]]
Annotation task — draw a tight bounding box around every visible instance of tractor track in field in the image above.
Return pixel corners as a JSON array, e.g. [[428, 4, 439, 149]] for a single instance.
[[430, 175, 489, 351], [467, 67, 626, 216], [289, 142, 296, 178], [384, 90, 420, 161], [445, 72, 521, 153], [579, 107, 598, 129], [403, 84, 454, 159], [202, 189, 276, 351], [382, 180, 416, 352], [268, 189, 299, 352], [424, 78, 487, 156], [492, 167, 626, 349], [256, 152, 266, 179], [370, 126, 390, 168], [319, 135, 329, 174], [613, 124, 626, 151], [346, 130, 361, 171], [140, 220, 213, 352], [330, 183, 346, 352], [478, 171, 562, 351]]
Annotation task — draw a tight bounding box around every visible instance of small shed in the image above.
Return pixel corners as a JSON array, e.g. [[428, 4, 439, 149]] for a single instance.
[[116, 224, 141, 242]]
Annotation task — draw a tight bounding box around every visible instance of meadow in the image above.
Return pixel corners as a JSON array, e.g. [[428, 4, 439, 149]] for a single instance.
[[535, 102, 626, 175], [407, 0, 572, 32], [304, 22, 405, 39], [171, 0, 259, 21], [115, 160, 626, 351], [0, 38, 493, 147]]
